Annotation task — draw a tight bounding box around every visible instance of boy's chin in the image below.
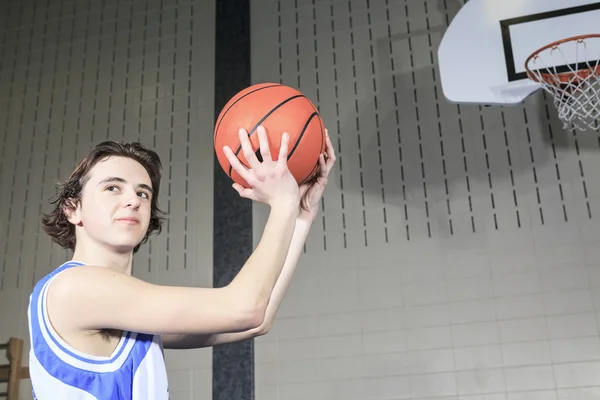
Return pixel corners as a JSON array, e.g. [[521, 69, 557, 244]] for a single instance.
[[110, 240, 143, 254]]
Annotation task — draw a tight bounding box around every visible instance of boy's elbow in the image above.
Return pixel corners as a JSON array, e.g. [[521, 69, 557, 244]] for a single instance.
[[255, 321, 272, 337], [232, 300, 266, 332], [245, 306, 266, 331], [225, 285, 268, 331]]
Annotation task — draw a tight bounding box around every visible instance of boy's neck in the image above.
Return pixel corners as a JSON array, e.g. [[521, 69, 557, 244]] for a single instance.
[[71, 243, 134, 275]]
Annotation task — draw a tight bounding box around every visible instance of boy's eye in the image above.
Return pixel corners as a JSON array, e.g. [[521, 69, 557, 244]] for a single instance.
[[105, 185, 151, 199]]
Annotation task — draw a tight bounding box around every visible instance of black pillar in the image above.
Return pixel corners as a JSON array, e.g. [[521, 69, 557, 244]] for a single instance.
[[212, 0, 254, 399]]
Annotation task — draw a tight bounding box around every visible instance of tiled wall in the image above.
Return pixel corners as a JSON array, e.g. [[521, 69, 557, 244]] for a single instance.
[[251, 0, 600, 399], [0, 0, 215, 398], [2, 0, 600, 399]]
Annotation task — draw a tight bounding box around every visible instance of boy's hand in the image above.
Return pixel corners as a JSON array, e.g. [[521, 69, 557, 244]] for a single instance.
[[298, 129, 337, 221], [224, 126, 300, 209]]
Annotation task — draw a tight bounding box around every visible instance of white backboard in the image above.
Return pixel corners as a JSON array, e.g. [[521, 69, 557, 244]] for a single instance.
[[438, 0, 600, 105]]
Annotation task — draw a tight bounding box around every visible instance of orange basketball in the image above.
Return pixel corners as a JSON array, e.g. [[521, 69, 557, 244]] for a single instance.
[[214, 83, 326, 188]]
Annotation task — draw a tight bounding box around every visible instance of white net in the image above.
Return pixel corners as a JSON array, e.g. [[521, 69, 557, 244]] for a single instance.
[[525, 35, 600, 132]]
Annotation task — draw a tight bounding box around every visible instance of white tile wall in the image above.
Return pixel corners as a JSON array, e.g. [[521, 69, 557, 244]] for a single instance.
[[0, 0, 215, 398], [251, 0, 600, 398]]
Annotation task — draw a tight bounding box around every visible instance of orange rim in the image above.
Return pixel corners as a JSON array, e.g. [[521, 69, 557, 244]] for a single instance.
[[524, 34, 600, 85]]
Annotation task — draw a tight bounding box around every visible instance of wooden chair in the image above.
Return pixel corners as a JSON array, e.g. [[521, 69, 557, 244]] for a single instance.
[[0, 337, 30, 400]]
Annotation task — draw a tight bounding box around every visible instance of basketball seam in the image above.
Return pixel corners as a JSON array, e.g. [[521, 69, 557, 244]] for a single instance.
[[287, 112, 319, 159], [227, 94, 305, 177], [295, 113, 325, 185], [214, 83, 283, 140], [318, 112, 325, 155], [299, 162, 320, 185]]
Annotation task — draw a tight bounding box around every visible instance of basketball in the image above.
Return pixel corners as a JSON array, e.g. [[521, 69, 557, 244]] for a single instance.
[[214, 83, 326, 188]]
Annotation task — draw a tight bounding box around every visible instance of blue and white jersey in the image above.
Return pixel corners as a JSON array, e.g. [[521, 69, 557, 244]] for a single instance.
[[27, 261, 170, 400]]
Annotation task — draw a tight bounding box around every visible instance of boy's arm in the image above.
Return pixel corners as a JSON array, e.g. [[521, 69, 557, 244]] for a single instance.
[[165, 131, 337, 348], [161, 217, 313, 349], [48, 201, 299, 337]]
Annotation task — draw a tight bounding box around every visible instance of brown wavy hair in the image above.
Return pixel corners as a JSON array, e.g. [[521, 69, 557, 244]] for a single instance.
[[41, 141, 167, 253]]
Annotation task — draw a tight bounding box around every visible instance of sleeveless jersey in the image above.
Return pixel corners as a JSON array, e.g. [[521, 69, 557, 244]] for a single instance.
[[27, 261, 170, 399]]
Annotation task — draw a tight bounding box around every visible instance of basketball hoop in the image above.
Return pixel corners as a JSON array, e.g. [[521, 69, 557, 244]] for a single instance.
[[525, 34, 600, 132]]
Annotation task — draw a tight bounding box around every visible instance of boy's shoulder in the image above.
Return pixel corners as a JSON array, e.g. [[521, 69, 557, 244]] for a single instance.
[[32, 261, 86, 294]]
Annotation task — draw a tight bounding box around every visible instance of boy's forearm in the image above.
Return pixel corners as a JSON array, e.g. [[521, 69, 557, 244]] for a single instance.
[[258, 217, 313, 330], [228, 202, 299, 317], [162, 216, 314, 349]]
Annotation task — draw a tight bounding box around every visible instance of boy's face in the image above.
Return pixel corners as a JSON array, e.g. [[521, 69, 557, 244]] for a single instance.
[[67, 156, 153, 253]]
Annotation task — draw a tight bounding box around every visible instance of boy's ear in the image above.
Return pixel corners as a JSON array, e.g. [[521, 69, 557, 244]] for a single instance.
[[63, 199, 82, 226]]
